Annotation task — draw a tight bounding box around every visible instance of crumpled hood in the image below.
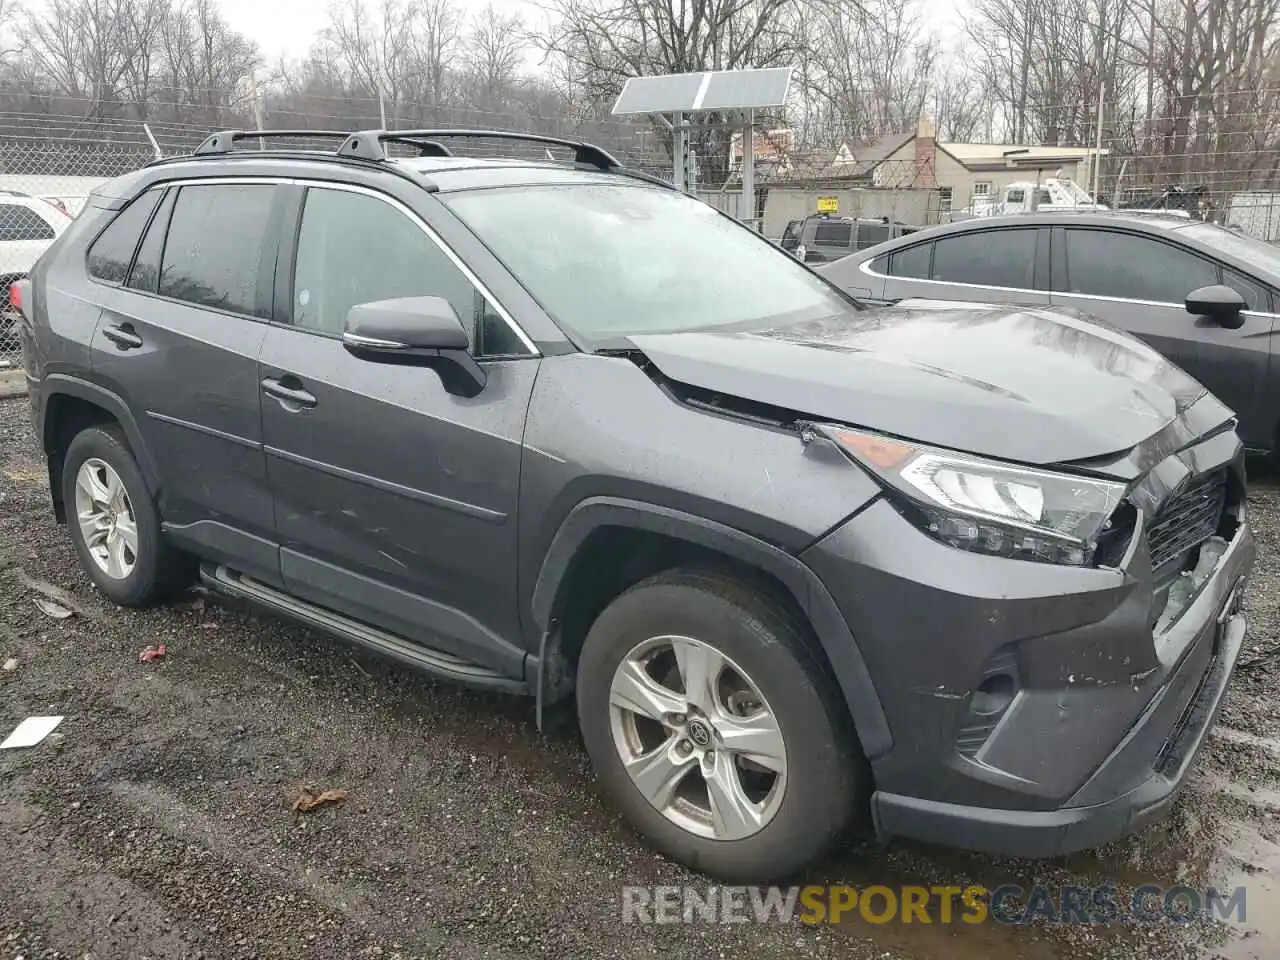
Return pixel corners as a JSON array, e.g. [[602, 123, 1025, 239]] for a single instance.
[[628, 299, 1228, 467]]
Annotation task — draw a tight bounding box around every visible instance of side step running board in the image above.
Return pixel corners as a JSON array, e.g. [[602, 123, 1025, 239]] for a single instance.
[[200, 564, 527, 694]]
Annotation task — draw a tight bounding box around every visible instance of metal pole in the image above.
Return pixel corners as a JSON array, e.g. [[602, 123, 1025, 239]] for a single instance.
[[142, 123, 162, 161], [672, 111, 685, 192], [742, 109, 754, 229], [1093, 79, 1105, 201], [248, 69, 266, 150]]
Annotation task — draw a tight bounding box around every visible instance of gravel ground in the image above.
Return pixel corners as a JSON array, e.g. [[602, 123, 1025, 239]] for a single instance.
[[3, 393, 1280, 960]]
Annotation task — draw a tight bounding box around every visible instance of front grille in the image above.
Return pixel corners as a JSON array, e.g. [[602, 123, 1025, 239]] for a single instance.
[[1146, 469, 1227, 570]]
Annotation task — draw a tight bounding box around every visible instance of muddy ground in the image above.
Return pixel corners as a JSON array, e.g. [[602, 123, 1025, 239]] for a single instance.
[[3, 393, 1280, 960]]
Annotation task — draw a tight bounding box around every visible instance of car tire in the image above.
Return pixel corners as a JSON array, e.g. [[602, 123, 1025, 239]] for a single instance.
[[577, 567, 865, 883], [61, 424, 193, 606]]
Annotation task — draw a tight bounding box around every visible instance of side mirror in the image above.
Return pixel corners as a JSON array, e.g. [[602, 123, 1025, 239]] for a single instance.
[[1186, 284, 1247, 329], [342, 296, 486, 397]]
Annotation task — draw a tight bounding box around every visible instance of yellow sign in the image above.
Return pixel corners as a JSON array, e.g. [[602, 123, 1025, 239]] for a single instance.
[[816, 196, 839, 213]]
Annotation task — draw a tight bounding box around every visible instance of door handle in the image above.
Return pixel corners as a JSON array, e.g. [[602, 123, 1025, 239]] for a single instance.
[[261, 376, 317, 409], [102, 323, 143, 350]]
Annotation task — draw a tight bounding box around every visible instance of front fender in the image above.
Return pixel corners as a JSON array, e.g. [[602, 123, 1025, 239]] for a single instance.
[[530, 496, 893, 760]]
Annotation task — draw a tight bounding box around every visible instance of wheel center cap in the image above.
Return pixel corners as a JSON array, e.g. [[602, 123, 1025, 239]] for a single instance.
[[687, 718, 713, 748]]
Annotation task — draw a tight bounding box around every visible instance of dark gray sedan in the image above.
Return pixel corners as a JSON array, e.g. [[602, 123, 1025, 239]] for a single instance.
[[819, 212, 1280, 454]]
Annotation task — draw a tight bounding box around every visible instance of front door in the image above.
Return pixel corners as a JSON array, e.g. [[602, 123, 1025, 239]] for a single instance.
[[87, 181, 281, 582], [1048, 226, 1274, 449], [258, 184, 538, 678]]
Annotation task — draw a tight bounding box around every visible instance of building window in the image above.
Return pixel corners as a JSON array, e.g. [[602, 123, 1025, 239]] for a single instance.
[[938, 187, 953, 214], [972, 182, 993, 199]]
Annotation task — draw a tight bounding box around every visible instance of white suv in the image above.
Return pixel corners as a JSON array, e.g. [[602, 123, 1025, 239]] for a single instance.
[[0, 194, 70, 365]]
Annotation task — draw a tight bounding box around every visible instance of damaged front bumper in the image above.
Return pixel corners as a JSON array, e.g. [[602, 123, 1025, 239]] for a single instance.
[[801, 426, 1255, 858]]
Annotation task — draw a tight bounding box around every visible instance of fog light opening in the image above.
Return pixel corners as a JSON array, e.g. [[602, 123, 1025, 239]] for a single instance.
[[971, 673, 1016, 716]]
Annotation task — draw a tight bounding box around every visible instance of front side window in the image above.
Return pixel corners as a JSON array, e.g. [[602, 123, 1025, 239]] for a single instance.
[[291, 187, 525, 356], [1059, 230, 1218, 303], [1007, 189, 1025, 204], [443, 184, 858, 340], [159, 184, 276, 316], [1222, 267, 1270, 312], [86, 190, 160, 283], [931, 230, 1036, 289], [0, 203, 56, 242]]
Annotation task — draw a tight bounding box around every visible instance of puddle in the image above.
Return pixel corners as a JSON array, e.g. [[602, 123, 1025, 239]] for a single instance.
[[800, 757, 1280, 960], [1205, 820, 1280, 959]]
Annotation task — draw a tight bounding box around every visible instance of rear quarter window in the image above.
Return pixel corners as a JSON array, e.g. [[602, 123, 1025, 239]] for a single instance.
[[889, 242, 932, 279], [86, 190, 162, 284]]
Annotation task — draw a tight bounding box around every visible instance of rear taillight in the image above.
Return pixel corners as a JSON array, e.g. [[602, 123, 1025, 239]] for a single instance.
[[9, 278, 30, 317]]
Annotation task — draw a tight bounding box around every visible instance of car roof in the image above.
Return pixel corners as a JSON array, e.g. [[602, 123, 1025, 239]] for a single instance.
[[845, 210, 1280, 284]]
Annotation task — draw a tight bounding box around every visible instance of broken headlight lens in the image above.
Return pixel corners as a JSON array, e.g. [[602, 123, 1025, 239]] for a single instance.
[[818, 425, 1128, 566]]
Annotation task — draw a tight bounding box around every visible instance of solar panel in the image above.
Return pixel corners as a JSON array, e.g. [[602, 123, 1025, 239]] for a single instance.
[[699, 68, 792, 110], [612, 67, 794, 115], [612, 73, 707, 115]]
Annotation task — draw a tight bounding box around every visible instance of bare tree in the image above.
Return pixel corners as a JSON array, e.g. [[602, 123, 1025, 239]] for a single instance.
[[463, 2, 526, 112]]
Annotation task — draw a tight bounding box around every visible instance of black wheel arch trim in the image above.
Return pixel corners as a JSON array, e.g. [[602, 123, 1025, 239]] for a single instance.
[[41, 374, 160, 494], [530, 496, 893, 759]]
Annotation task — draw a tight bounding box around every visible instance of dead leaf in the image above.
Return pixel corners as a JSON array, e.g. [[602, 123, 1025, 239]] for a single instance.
[[33, 597, 73, 619], [288, 786, 348, 813], [2, 657, 17, 672], [138, 644, 166, 663]]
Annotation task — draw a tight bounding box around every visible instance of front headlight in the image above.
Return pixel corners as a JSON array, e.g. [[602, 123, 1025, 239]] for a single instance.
[[815, 425, 1128, 566]]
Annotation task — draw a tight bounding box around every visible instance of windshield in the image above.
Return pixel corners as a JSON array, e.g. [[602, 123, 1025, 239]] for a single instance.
[[1176, 221, 1280, 277], [443, 183, 857, 340]]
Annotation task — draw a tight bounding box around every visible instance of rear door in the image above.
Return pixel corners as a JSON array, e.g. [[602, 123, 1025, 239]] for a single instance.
[[874, 226, 1051, 308], [1048, 226, 1274, 448], [87, 181, 282, 583], [257, 182, 538, 677]]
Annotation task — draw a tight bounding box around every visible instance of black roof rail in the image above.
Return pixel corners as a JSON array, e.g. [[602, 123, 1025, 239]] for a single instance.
[[193, 129, 354, 155], [181, 126, 671, 190], [337, 128, 622, 171]]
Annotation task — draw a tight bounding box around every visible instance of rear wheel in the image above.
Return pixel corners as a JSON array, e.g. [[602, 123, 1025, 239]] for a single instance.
[[62, 425, 193, 606], [577, 568, 864, 882]]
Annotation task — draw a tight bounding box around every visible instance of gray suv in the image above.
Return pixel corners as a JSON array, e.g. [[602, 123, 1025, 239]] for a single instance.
[[16, 128, 1256, 882]]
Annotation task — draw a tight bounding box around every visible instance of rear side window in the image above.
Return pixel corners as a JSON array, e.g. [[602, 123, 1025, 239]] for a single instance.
[[159, 184, 276, 316], [1059, 229, 1218, 303], [814, 221, 851, 246], [889, 242, 931, 279], [87, 191, 160, 283], [855, 224, 888, 249], [931, 230, 1036, 289], [0, 204, 56, 242]]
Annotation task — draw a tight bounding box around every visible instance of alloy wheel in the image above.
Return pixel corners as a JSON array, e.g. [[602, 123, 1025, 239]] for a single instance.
[[74, 457, 138, 580], [608, 634, 788, 841]]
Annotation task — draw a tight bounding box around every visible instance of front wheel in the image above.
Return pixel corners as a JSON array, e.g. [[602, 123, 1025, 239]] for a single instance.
[[576, 568, 865, 882]]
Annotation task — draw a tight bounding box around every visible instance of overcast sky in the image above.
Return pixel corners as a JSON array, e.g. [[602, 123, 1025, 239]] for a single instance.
[[217, 0, 548, 62], [216, 0, 966, 65]]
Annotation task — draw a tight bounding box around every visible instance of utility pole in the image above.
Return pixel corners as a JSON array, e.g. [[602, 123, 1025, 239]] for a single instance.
[[248, 69, 266, 149], [1093, 79, 1105, 201]]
